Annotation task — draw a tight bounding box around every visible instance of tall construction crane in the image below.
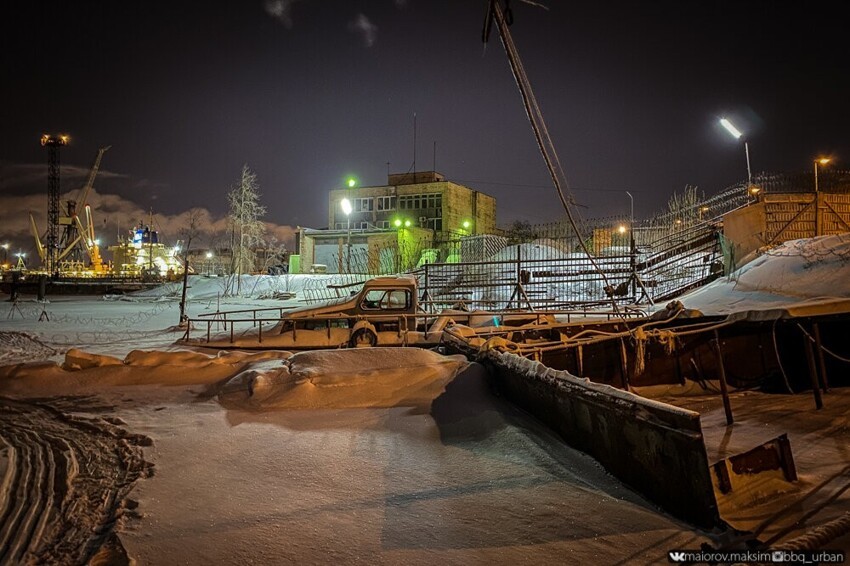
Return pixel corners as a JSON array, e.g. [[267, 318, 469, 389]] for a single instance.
[[31, 140, 111, 274], [57, 145, 111, 270], [40, 134, 68, 275]]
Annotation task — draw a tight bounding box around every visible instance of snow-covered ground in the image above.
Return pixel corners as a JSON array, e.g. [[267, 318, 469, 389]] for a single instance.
[[1, 234, 849, 564]]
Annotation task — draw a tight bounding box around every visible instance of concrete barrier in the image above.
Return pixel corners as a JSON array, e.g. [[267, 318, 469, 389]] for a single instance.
[[484, 350, 722, 529]]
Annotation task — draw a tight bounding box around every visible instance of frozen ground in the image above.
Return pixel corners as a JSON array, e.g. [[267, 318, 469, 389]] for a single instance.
[[1, 234, 849, 564]]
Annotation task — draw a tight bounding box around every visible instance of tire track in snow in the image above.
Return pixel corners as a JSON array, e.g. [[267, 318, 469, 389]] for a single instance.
[[0, 398, 153, 565]]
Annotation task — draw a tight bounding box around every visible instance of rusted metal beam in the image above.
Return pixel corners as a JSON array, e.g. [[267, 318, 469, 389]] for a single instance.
[[804, 330, 824, 409], [618, 337, 630, 391], [813, 322, 830, 392], [712, 433, 797, 495], [713, 329, 734, 426]]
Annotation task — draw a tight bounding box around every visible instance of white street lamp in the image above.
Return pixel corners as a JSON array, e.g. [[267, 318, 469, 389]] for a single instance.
[[341, 198, 352, 273], [625, 191, 636, 298], [814, 157, 831, 193], [719, 118, 752, 189]]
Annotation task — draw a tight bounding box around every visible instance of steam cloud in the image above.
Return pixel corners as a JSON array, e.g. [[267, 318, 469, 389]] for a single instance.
[[0, 164, 297, 257]]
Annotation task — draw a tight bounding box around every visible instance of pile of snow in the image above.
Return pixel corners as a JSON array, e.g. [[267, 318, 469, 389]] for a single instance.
[[485, 242, 571, 262], [677, 234, 850, 314], [0, 345, 468, 412], [0, 348, 292, 396], [219, 348, 468, 410]]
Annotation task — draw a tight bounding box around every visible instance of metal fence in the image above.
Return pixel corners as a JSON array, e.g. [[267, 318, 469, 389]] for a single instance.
[[408, 182, 750, 309], [315, 172, 850, 310], [411, 220, 723, 310]]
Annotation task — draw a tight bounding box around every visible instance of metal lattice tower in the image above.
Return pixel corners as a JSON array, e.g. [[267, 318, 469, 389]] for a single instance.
[[41, 134, 68, 274]]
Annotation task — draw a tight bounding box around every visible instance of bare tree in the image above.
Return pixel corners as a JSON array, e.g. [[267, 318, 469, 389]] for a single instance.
[[666, 185, 703, 225], [178, 208, 203, 326], [227, 164, 267, 295], [258, 234, 288, 273]]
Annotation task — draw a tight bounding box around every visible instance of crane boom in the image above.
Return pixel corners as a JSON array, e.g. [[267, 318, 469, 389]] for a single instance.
[[29, 214, 46, 262], [77, 145, 111, 211]]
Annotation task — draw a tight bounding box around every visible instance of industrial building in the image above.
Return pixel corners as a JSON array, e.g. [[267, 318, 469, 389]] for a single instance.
[[295, 172, 497, 274], [327, 171, 496, 237]]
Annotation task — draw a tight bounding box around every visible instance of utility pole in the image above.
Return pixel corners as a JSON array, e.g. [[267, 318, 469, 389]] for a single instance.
[[146, 208, 152, 275], [626, 191, 636, 299]]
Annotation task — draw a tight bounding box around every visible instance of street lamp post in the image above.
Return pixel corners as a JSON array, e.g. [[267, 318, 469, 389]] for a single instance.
[[719, 118, 753, 190], [206, 251, 213, 276], [625, 191, 636, 299], [814, 158, 831, 193], [341, 198, 352, 273]]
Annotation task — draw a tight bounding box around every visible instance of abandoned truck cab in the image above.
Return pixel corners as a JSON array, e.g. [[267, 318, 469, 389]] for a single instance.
[[277, 276, 422, 348]]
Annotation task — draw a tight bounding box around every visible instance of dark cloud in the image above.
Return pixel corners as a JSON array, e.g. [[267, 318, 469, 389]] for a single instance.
[[348, 13, 377, 47], [263, 0, 302, 28]]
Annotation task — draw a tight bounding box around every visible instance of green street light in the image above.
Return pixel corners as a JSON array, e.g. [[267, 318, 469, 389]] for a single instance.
[[462, 220, 471, 229], [394, 219, 402, 228], [347, 178, 357, 188], [404, 219, 412, 228]]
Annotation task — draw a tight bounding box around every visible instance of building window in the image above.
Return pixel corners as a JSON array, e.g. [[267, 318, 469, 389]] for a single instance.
[[376, 220, 390, 229], [377, 196, 395, 211], [358, 222, 369, 229], [428, 218, 442, 231], [334, 222, 347, 230], [354, 197, 373, 212], [398, 193, 440, 210]]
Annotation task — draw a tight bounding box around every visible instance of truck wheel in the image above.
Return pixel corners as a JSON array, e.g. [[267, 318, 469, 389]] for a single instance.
[[349, 328, 377, 348]]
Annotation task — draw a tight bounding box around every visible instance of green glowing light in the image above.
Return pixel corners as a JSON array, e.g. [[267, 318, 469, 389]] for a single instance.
[[462, 220, 471, 229], [347, 178, 357, 188], [404, 219, 412, 228], [394, 219, 402, 227]]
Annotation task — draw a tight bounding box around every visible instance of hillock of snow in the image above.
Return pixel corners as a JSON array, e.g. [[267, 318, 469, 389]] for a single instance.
[[677, 233, 850, 314]]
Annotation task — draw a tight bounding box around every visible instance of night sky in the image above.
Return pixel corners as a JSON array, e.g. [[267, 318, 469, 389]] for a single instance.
[[2, 0, 848, 250]]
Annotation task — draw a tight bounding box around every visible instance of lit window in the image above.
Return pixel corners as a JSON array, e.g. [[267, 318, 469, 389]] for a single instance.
[[377, 196, 396, 211]]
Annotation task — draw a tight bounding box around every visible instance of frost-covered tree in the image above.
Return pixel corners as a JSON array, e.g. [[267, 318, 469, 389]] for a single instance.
[[666, 185, 703, 226], [227, 164, 266, 295]]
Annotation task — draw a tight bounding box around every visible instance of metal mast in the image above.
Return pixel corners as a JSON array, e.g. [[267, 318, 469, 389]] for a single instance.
[[41, 134, 68, 275]]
